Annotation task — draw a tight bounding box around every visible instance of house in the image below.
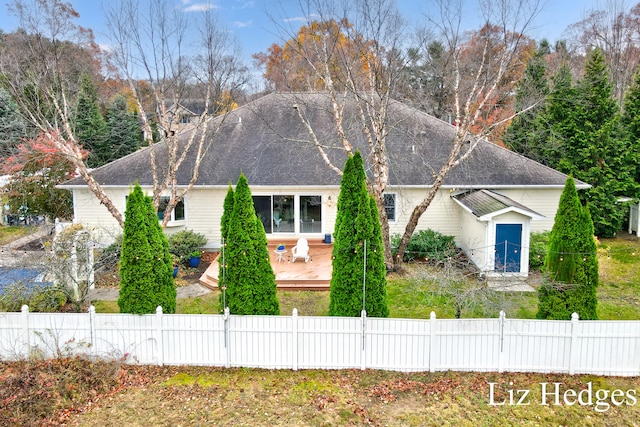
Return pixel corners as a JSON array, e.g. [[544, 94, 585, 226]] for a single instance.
[[59, 92, 587, 277], [165, 101, 204, 130]]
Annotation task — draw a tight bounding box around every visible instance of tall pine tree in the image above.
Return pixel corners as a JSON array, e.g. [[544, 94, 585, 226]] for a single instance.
[[620, 68, 640, 192], [561, 49, 633, 237], [118, 183, 176, 314], [75, 73, 109, 168], [329, 152, 388, 317], [503, 41, 551, 164], [225, 174, 279, 315], [105, 95, 142, 162], [0, 89, 28, 157], [537, 176, 598, 320]]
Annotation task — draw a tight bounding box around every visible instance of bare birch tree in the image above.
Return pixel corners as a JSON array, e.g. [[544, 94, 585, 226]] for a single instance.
[[265, 0, 407, 268], [395, 0, 543, 268], [0, 0, 125, 225], [262, 0, 542, 270], [104, 0, 248, 226], [0, 0, 247, 229], [565, 0, 640, 104]]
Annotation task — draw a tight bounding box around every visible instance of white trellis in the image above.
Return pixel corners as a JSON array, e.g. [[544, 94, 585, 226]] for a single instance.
[[52, 225, 95, 300]]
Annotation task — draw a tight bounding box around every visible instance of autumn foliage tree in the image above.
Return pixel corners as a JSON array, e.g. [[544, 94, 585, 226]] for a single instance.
[[458, 24, 536, 143], [2, 133, 78, 220], [254, 18, 372, 92]]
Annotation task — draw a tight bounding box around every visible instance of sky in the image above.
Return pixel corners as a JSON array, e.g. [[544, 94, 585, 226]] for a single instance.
[[0, 0, 615, 70]]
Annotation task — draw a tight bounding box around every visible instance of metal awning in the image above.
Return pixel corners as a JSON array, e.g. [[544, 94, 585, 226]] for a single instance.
[[452, 189, 544, 221]]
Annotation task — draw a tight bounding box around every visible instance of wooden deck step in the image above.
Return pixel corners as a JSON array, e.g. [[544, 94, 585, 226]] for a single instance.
[[198, 240, 333, 291]]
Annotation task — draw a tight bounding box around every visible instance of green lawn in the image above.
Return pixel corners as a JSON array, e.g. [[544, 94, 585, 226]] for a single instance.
[[0, 225, 36, 246], [86, 236, 640, 320]]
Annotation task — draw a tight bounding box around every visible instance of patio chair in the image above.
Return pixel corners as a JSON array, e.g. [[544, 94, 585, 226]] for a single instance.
[[273, 211, 282, 231], [291, 238, 310, 262]]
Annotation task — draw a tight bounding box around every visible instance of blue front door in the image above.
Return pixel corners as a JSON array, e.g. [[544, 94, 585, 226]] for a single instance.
[[495, 224, 522, 273]]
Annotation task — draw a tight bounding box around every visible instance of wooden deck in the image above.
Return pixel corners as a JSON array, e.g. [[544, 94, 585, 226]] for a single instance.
[[199, 238, 332, 291]]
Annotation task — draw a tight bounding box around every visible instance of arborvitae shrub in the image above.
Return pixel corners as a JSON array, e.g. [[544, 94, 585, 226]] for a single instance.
[[118, 184, 176, 314]]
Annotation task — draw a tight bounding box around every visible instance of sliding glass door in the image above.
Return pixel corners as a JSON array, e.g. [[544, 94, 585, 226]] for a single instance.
[[253, 194, 323, 234]]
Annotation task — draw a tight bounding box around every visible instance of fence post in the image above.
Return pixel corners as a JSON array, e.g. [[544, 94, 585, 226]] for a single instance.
[[569, 312, 580, 375], [155, 306, 164, 366], [88, 305, 96, 358], [292, 308, 298, 371], [498, 310, 505, 373], [224, 307, 230, 368], [361, 310, 367, 370], [429, 311, 436, 372], [20, 305, 30, 359]]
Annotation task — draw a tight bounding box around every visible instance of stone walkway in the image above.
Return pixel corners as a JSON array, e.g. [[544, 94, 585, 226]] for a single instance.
[[0, 225, 53, 267], [87, 283, 213, 301]]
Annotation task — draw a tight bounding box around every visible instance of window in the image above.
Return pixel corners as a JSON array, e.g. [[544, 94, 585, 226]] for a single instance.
[[384, 193, 396, 222], [158, 196, 185, 222], [180, 115, 191, 124], [299, 195, 321, 233]]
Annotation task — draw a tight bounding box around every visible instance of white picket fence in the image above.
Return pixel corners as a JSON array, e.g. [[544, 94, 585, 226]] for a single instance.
[[1, 306, 639, 376]]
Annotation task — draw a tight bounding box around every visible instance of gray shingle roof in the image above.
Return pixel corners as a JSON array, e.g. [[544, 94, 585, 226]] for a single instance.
[[61, 92, 581, 188]]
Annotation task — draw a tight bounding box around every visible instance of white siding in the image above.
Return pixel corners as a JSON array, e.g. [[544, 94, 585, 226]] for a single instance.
[[389, 188, 461, 237], [72, 186, 561, 250], [458, 207, 488, 270], [497, 188, 562, 232], [73, 187, 339, 247]]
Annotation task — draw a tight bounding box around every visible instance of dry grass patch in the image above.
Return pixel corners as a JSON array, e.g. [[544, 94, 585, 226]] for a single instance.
[[57, 367, 640, 426]]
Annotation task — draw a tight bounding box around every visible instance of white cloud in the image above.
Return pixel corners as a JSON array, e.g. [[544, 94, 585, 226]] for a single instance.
[[183, 3, 219, 12], [234, 20, 253, 28], [283, 14, 318, 23], [283, 16, 308, 23]]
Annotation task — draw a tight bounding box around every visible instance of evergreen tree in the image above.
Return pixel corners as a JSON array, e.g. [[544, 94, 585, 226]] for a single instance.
[[75, 73, 109, 167], [537, 176, 599, 320], [541, 64, 577, 169], [0, 89, 27, 157], [105, 96, 142, 162], [569, 48, 634, 237], [218, 184, 234, 311], [359, 195, 389, 317], [620, 69, 640, 190], [251, 215, 280, 314], [538, 49, 634, 237], [503, 42, 551, 164], [225, 173, 279, 315], [118, 183, 176, 314], [330, 152, 388, 317], [145, 187, 177, 313]]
